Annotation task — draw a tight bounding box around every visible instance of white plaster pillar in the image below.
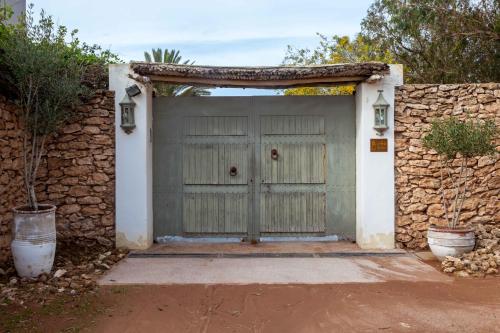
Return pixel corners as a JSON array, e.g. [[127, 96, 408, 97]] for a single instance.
[[109, 64, 153, 249], [355, 64, 404, 249]]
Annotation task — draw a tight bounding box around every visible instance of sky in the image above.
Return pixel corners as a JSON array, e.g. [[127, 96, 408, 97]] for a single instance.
[[31, 0, 375, 95]]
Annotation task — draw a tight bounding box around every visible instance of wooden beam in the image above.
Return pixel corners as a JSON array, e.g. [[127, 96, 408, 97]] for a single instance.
[[130, 62, 389, 88], [147, 75, 368, 88]]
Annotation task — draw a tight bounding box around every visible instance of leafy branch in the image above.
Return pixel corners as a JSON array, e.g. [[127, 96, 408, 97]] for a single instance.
[[423, 116, 497, 228], [0, 4, 119, 209]]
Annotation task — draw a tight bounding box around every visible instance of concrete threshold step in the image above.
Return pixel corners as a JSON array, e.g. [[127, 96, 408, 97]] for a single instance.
[[128, 251, 409, 259]]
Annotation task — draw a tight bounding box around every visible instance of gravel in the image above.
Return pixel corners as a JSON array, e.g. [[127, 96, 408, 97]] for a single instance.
[[0, 243, 128, 306], [441, 224, 500, 278]]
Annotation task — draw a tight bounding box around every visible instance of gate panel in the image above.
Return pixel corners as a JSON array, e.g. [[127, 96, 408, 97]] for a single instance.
[[185, 116, 248, 136], [182, 115, 250, 234], [153, 96, 355, 240], [183, 192, 248, 233], [183, 144, 248, 185], [261, 115, 325, 135], [260, 191, 325, 232], [261, 143, 325, 184], [259, 114, 327, 234]]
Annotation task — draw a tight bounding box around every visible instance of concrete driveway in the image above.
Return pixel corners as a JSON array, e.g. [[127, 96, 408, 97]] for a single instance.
[[99, 242, 450, 285]]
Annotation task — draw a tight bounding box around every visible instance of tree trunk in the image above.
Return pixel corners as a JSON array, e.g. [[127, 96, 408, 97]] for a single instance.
[[29, 184, 38, 210]]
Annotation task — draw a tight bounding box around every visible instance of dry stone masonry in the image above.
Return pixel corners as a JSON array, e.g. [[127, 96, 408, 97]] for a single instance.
[[395, 83, 500, 249], [0, 90, 115, 262], [1, 79, 499, 263], [0, 96, 25, 262]]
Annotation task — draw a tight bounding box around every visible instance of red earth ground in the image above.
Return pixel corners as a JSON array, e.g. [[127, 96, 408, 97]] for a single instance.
[[2, 277, 499, 332]]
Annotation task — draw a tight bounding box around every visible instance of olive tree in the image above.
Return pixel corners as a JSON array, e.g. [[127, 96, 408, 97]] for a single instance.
[[0, 6, 113, 209], [362, 0, 499, 83], [422, 117, 497, 228]]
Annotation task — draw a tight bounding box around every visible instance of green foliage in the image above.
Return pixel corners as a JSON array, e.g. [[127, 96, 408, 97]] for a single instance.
[[362, 0, 499, 83], [66, 37, 121, 67], [0, 3, 13, 25], [0, 5, 120, 208], [423, 116, 497, 228], [284, 0, 498, 89], [284, 33, 395, 66], [145, 48, 187, 64], [422, 117, 497, 160], [282, 34, 395, 95], [144, 48, 210, 97], [1, 7, 89, 135]]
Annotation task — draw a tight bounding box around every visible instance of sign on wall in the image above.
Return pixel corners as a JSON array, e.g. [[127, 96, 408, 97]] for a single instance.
[[370, 139, 388, 152]]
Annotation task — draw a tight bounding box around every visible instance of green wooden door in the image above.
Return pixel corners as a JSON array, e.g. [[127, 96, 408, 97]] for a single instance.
[[260, 116, 327, 233], [182, 116, 250, 233], [153, 96, 356, 240]]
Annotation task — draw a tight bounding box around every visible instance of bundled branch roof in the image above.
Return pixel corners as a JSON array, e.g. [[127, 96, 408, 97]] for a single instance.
[[130, 62, 390, 88]]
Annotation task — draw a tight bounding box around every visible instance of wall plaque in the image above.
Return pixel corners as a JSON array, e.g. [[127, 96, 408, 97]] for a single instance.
[[370, 138, 388, 152]]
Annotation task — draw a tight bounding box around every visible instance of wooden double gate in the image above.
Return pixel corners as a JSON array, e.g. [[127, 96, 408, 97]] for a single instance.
[[153, 96, 356, 240]]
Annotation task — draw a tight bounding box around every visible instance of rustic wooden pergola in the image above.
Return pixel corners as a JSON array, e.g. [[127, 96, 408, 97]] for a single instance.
[[130, 62, 390, 89]]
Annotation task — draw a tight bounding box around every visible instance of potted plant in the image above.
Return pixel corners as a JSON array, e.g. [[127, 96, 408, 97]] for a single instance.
[[0, 8, 95, 277], [422, 116, 497, 261]]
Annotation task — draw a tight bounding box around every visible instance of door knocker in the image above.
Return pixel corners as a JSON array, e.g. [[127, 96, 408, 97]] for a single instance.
[[271, 148, 279, 160]]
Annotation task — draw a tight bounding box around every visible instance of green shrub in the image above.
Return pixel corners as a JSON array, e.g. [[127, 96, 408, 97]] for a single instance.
[[0, 5, 120, 209], [423, 116, 497, 228]]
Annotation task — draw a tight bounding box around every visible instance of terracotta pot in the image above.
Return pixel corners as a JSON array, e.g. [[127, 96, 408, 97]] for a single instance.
[[11, 204, 56, 278], [427, 225, 475, 261]]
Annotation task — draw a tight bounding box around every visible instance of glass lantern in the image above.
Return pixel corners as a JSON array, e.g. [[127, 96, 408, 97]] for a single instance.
[[373, 90, 389, 136], [119, 94, 136, 134]]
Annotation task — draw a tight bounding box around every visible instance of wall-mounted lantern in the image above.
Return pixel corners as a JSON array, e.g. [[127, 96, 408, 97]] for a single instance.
[[119, 93, 136, 134], [373, 90, 390, 136]]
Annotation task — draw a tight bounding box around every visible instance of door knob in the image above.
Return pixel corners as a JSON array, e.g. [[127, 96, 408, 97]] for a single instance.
[[271, 148, 279, 160], [230, 166, 238, 176]]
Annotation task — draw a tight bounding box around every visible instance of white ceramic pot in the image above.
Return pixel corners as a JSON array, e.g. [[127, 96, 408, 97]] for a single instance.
[[427, 225, 475, 261], [11, 204, 56, 278]]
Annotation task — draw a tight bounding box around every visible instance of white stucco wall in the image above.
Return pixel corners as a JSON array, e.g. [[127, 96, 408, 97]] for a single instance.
[[109, 64, 153, 249], [110, 63, 403, 250], [355, 64, 404, 249]]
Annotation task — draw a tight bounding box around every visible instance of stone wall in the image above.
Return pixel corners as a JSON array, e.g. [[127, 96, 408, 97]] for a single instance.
[[2, 81, 499, 258], [0, 90, 115, 262], [395, 83, 500, 249], [0, 96, 25, 262]]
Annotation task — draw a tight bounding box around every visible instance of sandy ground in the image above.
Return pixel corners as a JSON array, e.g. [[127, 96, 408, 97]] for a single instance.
[[92, 279, 500, 333], [2, 277, 499, 332], [2, 247, 498, 332]]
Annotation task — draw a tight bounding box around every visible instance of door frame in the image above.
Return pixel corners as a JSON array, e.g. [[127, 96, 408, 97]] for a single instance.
[[110, 63, 403, 250]]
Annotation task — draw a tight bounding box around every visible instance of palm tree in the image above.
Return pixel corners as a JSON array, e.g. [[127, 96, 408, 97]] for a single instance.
[[144, 48, 210, 97]]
